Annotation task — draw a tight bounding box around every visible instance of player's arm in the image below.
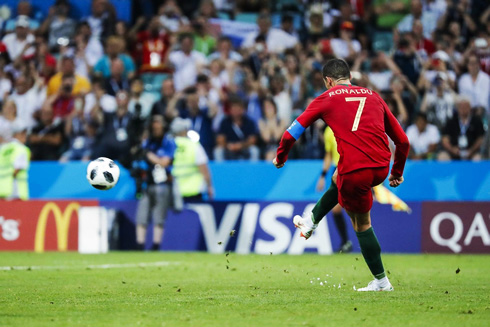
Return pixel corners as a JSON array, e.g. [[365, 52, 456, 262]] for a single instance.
[[381, 98, 410, 187], [273, 98, 323, 168], [316, 151, 333, 191]]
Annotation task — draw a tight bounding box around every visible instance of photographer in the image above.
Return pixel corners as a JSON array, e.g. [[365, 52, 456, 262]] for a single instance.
[[91, 90, 145, 168], [135, 115, 177, 251], [128, 78, 154, 119]]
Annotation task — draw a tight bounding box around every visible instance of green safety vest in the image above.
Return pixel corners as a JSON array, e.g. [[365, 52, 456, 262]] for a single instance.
[[0, 141, 30, 200], [172, 136, 204, 197], [0, 143, 14, 198]]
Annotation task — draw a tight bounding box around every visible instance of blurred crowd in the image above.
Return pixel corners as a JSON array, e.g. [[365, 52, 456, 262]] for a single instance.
[[0, 0, 489, 166]]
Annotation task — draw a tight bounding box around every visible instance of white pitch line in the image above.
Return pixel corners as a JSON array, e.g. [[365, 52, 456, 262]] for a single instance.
[[0, 261, 177, 271]]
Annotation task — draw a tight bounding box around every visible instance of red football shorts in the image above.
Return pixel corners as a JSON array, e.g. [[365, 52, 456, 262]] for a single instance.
[[337, 166, 389, 213]]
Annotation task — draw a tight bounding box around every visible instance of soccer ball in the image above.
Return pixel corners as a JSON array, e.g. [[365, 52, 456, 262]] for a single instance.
[[86, 157, 120, 190]]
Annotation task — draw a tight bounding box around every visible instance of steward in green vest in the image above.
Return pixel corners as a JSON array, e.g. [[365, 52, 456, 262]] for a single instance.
[[0, 129, 13, 199], [171, 118, 214, 201], [0, 123, 30, 200]]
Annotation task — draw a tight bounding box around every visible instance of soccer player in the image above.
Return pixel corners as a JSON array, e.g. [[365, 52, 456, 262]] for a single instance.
[[273, 59, 409, 292]]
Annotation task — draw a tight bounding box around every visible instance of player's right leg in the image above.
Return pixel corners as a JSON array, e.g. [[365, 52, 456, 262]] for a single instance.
[[346, 210, 393, 291], [294, 170, 340, 239]]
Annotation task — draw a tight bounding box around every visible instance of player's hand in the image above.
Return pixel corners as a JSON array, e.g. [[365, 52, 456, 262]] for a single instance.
[[272, 157, 284, 169], [388, 174, 404, 188], [316, 177, 325, 192]]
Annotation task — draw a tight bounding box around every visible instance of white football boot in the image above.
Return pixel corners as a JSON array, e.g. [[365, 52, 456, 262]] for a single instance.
[[293, 212, 318, 240], [357, 279, 394, 292]]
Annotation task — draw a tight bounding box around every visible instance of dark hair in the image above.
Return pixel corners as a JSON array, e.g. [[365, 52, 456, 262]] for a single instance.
[[416, 112, 428, 122], [228, 95, 245, 108], [197, 74, 209, 83], [322, 59, 350, 80], [281, 15, 293, 24], [262, 97, 277, 114], [179, 33, 194, 43], [218, 36, 231, 43]]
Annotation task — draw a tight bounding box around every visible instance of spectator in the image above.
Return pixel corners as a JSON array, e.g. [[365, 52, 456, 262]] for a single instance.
[[82, 0, 116, 42], [2, 16, 35, 61], [208, 36, 243, 63], [128, 78, 155, 119], [93, 36, 136, 79], [412, 19, 436, 61], [28, 107, 65, 161], [91, 91, 145, 168], [0, 50, 13, 103], [3, 1, 40, 33], [158, 0, 190, 33], [39, 0, 76, 52], [258, 97, 286, 161], [73, 22, 104, 79], [83, 78, 116, 116], [43, 74, 78, 120], [330, 22, 362, 63], [457, 54, 490, 112], [130, 16, 171, 73], [0, 99, 22, 131], [393, 35, 422, 85], [135, 114, 177, 251], [420, 74, 456, 129], [195, 0, 218, 20], [241, 14, 298, 54], [10, 74, 44, 129], [192, 16, 216, 57], [406, 113, 441, 160], [30, 36, 57, 84], [440, 96, 485, 160], [60, 118, 97, 162], [150, 79, 179, 123], [170, 87, 216, 158], [171, 117, 214, 201], [418, 50, 457, 90], [280, 15, 299, 40], [331, 2, 367, 48], [214, 96, 259, 161], [168, 33, 207, 91], [284, 54, 305, 108], [47, 54, 91, 96], [270, 74, 293, 125], [398, 0, 437, 40], [104, 58, 130, 96]]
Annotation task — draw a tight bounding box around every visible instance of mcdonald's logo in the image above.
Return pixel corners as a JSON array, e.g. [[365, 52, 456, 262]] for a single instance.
[[34, 202, 80, 253]]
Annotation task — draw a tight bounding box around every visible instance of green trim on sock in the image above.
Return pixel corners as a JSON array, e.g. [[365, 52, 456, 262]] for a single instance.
[[375, 272, 386, 279], [356, 227, 385, 278]]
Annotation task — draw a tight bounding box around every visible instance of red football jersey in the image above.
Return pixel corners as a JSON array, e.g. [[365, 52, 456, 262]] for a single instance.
[[276, 85, 409, 177]]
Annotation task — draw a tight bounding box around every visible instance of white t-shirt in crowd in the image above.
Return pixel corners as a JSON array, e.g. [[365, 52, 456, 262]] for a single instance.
[[241, 28, 298, 53], [457, 71, 490, 111], [2, 33, 35, 60], [406, 123, 440, 155], [273, 91, 293, 124], [330, 38, 361, 60], [169, 50, 208, 91], [10, 87, 44, 129], [368, 71, 393, 92], [0, 78, 12, 101]]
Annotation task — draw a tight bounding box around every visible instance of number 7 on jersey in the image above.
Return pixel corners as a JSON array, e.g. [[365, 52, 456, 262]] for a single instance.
[[345, 97, 366, 131]]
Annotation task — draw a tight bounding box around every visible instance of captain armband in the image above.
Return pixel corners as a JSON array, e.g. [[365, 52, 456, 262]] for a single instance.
[[286, 119, 306, 140]]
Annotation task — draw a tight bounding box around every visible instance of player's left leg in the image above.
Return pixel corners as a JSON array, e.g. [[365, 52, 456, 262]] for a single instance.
[[338, 167, 392, 291], [332, 204, 352, 253]]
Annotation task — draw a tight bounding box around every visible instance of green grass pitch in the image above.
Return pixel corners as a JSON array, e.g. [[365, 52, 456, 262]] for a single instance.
[[1, 252, 489, 327]]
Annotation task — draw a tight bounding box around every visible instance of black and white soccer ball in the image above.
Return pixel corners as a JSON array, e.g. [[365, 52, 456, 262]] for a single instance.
[[86, 157, 120, 190]]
